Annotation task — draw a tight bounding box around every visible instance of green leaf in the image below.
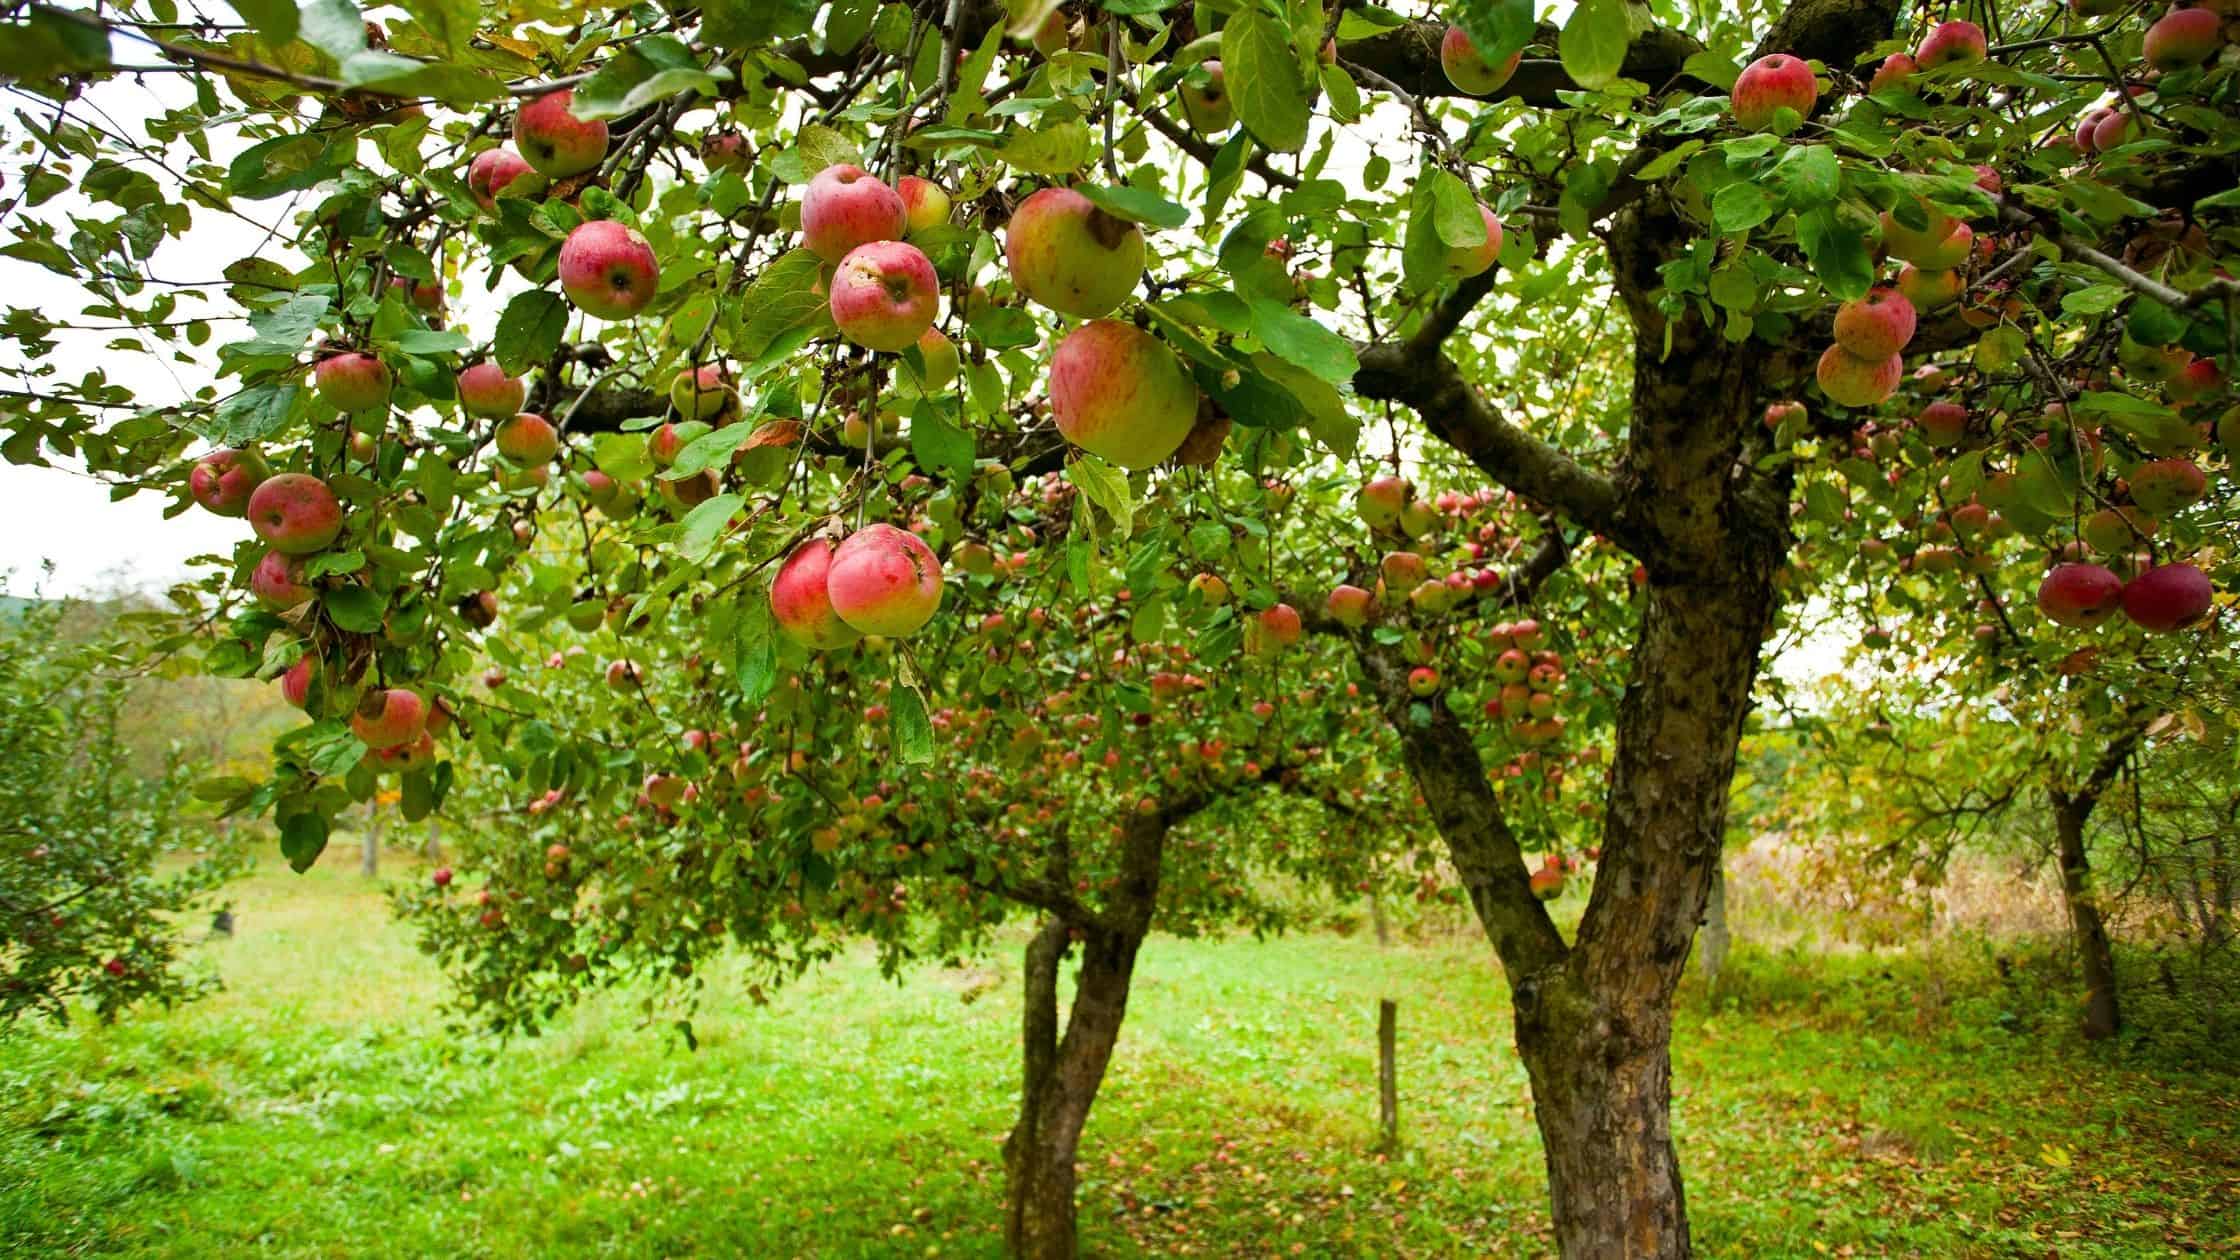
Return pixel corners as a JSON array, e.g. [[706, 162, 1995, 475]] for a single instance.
[[669, 421, 754, 478], [394, 0, 474, 56], [1769, 145, 1841, 211], [909, 405, 976, 481], [1559, 0, 1629, 91], [1797, 208, 1874, 301], [737, 248, 830, 361], [1247, 298, 1358, 384], [1454, 0, 1536, 64], [1077, 184, 1190, 229], [1222, 10, 1310, 154], [0, 9, 112, 84], [890, 685, 934, 764], [210, 383, 301, 445], [571, 37, 724, 120], [1001, 121, 1091, 175], [279, 810, 330, 874], [734, 595, 777, 703], [1066, 454, 1135, 532], [701, 0, 820, 49], [494, 290, 569, 375], [676, 493, 744, 563], [322, 586, 386, 634], [1426, 170, 1486, 248], [1710, 182, 1773, 234]]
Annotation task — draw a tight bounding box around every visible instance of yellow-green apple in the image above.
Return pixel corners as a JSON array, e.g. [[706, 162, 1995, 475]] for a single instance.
[[1868, 53, 1916, 93], [647, 422, 686, 467], [388, 277, 442, 311], [828, 523, 944, 637], [249, 549, 313, 609], [1357, 474, 1410, 531], [1179, 61, 1232, 132], [467, 147, 537, 210], [801, 164, 907, 263], [314, 351, 390, 413], [907, 326, 959, 393], [371, 731, 436, 773], [1916, 19, 1987, 68], [1443, 202, 1505, 278], [2122, 563, 2212, 632], [2038, 562, 2125, 628], [514, 89, 608, 177], [248, 473, 342, 554], [351, 687, 428, 750], [2129, 457, 2206, 514], [190, 448, 268, 516], [1833, 286, 1917, 359], [1731, 54, 1816, 131], [1440, 25, 1520, 95], [1879, 204, 1962, 265], [1325, 584, 1374, 628], [2145, 8, 2222, 70], [897, 175, 952, 236], [559, 220, 660, 320], [669, 363, 737, 420], [1252, 603, 1302, 655], [1896, 263, 1963, 310], [1187, 572, 1229, 605], [771, 539, 863, 649], [1048, 319, 1198, 469], [1816, 345, 1903, 407], [2082, 506, 2155, 553], [1408, 666, 1440, 696], [458, 361, 527, 418], [1004, 186, 1145, 318], [495, 412, 559, 464]]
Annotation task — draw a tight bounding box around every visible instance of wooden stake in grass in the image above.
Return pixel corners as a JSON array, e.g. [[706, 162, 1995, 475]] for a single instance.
[[1377, 998, 1399, 1152]]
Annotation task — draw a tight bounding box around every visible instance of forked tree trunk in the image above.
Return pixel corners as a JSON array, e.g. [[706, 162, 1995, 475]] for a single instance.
[[1003, 920, 1145, 1260], [2052, 791, 2122, 1041]]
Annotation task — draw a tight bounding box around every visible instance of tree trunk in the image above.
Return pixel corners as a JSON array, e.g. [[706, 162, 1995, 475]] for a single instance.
[[1516, 993, 1689, 1257], [1698, 854, 1729, 993], [2052, 792, 2122, 1041], [1004, 921, 1142, 1260], [1376, 997, 1399, 1151], [361, 806, 381, 877]]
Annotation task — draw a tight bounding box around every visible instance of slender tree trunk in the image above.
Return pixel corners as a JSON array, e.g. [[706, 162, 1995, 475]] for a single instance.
[[2052, 791, 2122, 1041], [1004, 921, 1142, 1260], [1376, 998, 1399, 1151], [1698, 854, 1729, 993], [361, 806, 381, 877], [1369, 892, 1391, 947]]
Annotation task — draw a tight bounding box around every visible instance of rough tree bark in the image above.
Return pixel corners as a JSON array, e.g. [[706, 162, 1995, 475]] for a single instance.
[[2049, 730, 2140, 1042], [1698, 856, 1729, 994]]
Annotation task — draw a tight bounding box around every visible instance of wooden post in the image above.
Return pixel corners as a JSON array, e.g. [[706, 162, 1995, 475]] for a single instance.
[[1377, 998, 1399, 1151], [361, 804, 381, 877]]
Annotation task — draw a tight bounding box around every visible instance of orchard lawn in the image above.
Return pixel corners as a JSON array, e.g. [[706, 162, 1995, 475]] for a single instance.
[[2, 857, 2233, 1259]]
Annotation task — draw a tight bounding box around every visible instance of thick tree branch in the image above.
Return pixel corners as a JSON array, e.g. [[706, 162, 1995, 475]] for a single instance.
[[1339, 20, 1705, 107]]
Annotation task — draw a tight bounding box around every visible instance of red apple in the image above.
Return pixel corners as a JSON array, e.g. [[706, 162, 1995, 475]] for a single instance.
[[1048, 319, 1199, 469], [1916, 400, 1969, 447], [801, 164, 907, 263], [1326, 585, 1374, 628], [702, 130, 750, 173], [1443, 202, 1505, 279], [495, 412, 559, 464], [1005, 186, 1145, 319], [314, 351, 390, 413], [247, 473, 342, 555], [1731, 54, 1817, 132], [280, 654, 316, 708], [1254, 603, 1303, 654], [249, 549, 314, 609], [559, 219, 659, 320], [2037, 562, 2125, 629], [458, 361, 527, 418], [1832, 286, 1917, 359], [189, 448, 268, 516], [1408, 666, 1441, 696], [2144, 8, 2222, 70], [2121, 563, 2213, 632], [771, 539, 863, 649], [467, 147, 537, 210], [514, 89, 608, 178], [830, 240, 940, 352], [828, 523, 944, 637], [1440, 24, 1520, 95], [1868, 53, 1916, 93], [1916, 20, 1987, 69], [1816, 345, 1903, 408], [351, 688, 428, 750]]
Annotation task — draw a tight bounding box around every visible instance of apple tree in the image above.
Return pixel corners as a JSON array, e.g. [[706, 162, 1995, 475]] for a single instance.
[[3, 0, 2237, 1257]]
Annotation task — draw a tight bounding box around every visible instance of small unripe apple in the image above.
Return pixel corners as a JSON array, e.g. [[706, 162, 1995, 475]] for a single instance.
[[669, 363, 737, 421], [1179, 61, 1233, 133], [1896, 263, 1963, 311], [1442, 202, 1505, 279], [701, 130, 750, 173]]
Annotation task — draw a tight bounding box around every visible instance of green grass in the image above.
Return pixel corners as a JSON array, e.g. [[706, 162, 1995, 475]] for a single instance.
[[3, 858, 2235, 1258]]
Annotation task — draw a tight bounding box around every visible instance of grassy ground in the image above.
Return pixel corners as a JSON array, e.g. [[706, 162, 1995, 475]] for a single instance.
[[2, 856, 2234, 1258]]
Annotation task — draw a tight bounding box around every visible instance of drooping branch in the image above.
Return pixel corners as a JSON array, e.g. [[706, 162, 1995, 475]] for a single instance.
[[1355, 339, 1640, 556]]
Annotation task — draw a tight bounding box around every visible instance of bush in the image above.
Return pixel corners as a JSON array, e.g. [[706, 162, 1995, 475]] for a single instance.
[[0, 601, 242, 1028]]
